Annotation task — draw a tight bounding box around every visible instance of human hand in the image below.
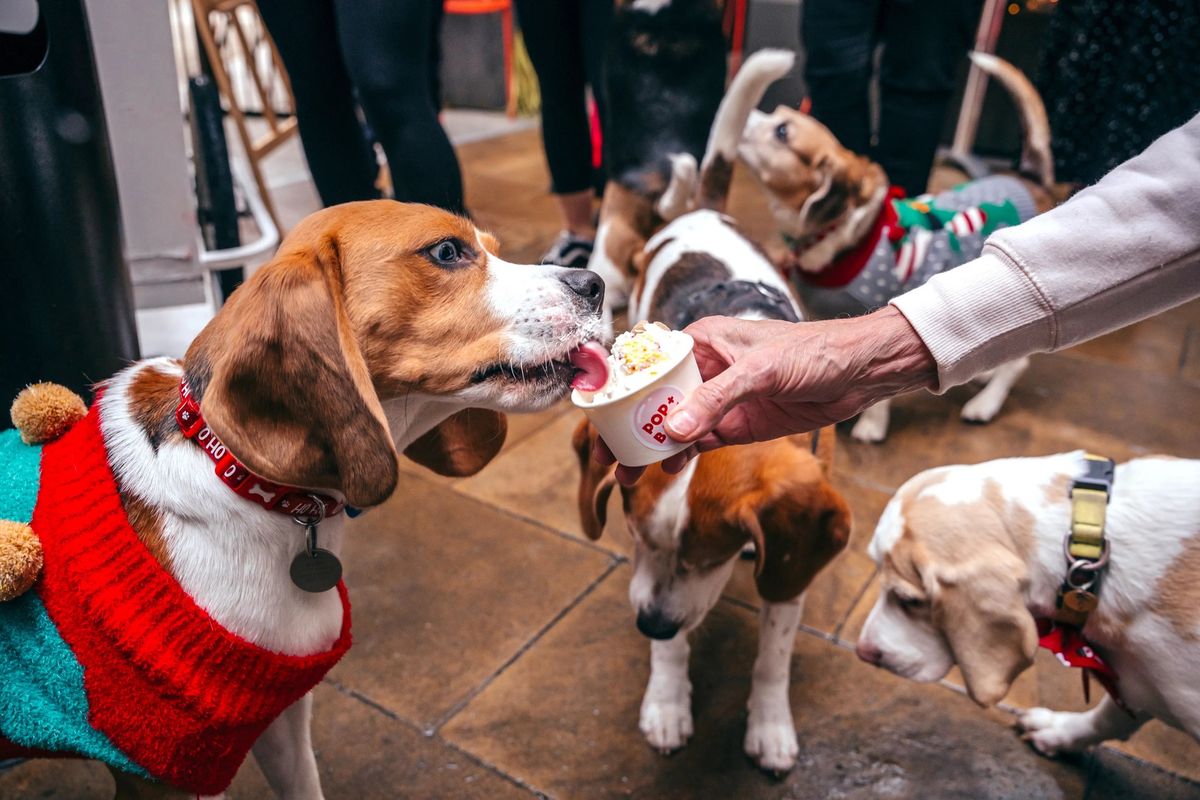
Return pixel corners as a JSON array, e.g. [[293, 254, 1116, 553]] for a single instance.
[[594, 307, 936, 484]]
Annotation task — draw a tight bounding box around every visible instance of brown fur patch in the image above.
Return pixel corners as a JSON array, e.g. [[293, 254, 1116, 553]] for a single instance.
[[122, 491, 171, 571], [128, 364, 182, 449], [1149, 534, 1200, 640], [698, 155, 734, 212], [1042, 472, 1073, 507], [659, 439, 847, 601], [647, 250, 733, 321]]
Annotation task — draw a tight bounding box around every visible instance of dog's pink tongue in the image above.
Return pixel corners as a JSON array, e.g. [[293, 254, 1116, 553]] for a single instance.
[[570, 341, 610, 392]]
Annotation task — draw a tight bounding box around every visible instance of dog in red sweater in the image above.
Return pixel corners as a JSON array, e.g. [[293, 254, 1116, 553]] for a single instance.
[[0, 202, 604, 797]]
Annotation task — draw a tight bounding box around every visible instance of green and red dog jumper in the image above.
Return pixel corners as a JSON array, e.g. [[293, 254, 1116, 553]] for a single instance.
[[788, 174, 1037, 319], [0, 404, 352, 795]]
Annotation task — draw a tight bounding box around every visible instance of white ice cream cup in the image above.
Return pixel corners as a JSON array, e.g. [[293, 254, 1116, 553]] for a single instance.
[[571, 335, 703, 467]]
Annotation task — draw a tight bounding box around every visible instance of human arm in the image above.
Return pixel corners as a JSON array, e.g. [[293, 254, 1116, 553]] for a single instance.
[[892, 112, 1200, 390], [595, 307, 936, 484]]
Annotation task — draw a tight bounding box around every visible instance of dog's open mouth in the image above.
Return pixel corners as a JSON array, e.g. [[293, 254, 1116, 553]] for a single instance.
[[471, 342, 610, 390], [470, 357, 574, 386]]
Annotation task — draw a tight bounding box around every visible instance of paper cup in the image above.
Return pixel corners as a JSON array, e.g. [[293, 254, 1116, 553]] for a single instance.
[[571, 337, 703, 467]]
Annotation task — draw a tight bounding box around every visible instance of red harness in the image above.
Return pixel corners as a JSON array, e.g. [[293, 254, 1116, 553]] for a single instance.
[[175, 380, 343, 519]]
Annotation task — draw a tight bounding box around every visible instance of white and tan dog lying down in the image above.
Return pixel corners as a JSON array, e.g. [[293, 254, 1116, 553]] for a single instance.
[[857, 452, 1200, 755]]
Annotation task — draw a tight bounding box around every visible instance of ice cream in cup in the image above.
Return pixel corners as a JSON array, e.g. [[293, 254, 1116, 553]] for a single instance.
[[570, 321, 703, 467]]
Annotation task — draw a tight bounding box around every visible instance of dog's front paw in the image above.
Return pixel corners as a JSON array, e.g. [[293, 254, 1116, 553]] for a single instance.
[[960, 391, 1005, 424], [1016, 707, 1088, 757], [744, 713, 799, 774], [640, 698, 694, 754], [851, 409, 889, 443]]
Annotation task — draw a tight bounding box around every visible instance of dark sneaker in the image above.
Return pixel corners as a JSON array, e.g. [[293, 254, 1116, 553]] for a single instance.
[[541, 231, 594, 270]]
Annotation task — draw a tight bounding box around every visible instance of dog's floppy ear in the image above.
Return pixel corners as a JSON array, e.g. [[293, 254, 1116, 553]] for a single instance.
[[186, 234, 399, 508], [404, 409, 507, 477], [571, 417, 617, 540], [739, 483, 851, 603], [929, 553, 1037, 707], [798, 152, 855, 230]]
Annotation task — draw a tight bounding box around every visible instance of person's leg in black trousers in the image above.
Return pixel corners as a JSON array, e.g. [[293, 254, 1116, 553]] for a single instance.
[[257, 0, 380, 206], [580, 0, 612, 196], [876, 0, 981, 195], [801, 0, 881, 157], [334, 0, 466, 214], [514, 0, 613, 265]]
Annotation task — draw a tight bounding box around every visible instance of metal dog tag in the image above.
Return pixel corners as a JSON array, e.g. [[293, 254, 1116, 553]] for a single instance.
[[290, 515, 342, 593], [290, 547, 342, 593], [1062, 588, 1099, 614]]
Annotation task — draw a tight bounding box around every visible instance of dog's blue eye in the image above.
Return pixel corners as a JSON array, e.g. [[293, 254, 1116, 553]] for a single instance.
[[774, 122, 789, 143], [427, 239, 463, 265]]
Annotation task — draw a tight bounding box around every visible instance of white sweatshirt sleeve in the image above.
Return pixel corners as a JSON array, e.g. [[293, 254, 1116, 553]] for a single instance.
[[891, 112, 1200, 391]]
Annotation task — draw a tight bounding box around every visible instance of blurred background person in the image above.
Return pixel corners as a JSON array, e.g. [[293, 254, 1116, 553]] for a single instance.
[[1039, 0, 1200, 185], [257, 0, 466, 213], [801, 0, 982, 197], [513, 0, 613, 268]]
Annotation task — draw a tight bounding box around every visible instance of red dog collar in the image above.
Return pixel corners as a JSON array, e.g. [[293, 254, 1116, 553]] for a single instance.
[[176, 380, 344, 519]]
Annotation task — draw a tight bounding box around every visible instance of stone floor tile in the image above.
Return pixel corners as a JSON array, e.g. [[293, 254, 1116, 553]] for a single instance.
[[331, 470, 615, 728], [441, 565, 1107, 800], [0, 758, 112, 798], [227, 684, 531, 799]]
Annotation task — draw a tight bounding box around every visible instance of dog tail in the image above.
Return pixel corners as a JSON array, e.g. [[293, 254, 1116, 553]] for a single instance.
[[967, 52, 1054, 187], [696, 48, 796, 211]]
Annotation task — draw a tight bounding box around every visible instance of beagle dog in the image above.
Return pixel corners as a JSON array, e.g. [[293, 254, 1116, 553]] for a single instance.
[[857, 453, 1200, 756], [3, 201, 604, 798], [738, 53, 1065, 443], [574, 187, 850, 772]]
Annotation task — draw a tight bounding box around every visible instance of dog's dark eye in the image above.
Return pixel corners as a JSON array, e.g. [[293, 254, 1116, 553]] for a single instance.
[[426, 239, 464, 266], [774, 122, 789, 143], [896, 595, 927, 614]]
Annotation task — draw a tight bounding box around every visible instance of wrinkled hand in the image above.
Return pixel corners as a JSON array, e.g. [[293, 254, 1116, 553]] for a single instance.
[[595, 307, 936, 485]]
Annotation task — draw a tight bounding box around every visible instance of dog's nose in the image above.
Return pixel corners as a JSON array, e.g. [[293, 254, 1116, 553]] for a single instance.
[[558, 269, 605, 313], [636, 608, 682, 641], [855, 639, 882, 666]]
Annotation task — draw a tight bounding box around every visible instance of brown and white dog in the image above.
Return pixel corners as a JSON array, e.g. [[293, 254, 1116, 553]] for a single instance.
[[739, 53, 1063, 443], [65, 202, 604, 797], [856, 453, 1200, 755], [574, 70, 852, 767]]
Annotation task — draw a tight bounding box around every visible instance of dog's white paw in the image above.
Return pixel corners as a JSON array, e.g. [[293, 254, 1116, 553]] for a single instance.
[[960, 391, 1005, 424], [744, 714, 799, 774], [851, 412, 889, 443], [640, 698, 694, 754], [1016, 707, 1088, 757]]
